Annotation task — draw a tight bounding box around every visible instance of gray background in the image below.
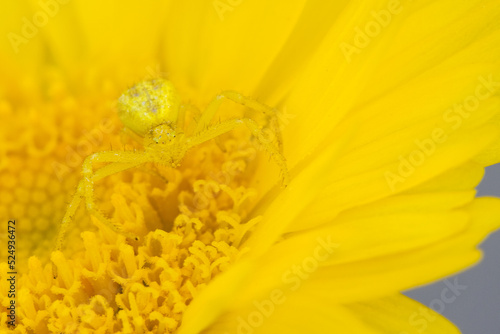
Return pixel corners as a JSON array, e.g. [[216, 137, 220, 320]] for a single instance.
[[405, 163, 500, 333]]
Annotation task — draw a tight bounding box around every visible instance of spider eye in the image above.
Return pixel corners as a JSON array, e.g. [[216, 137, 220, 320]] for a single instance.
[[117, 79, 181, 136]]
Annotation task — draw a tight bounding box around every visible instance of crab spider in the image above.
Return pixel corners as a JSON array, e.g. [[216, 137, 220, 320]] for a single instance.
[[54, 79, 289, 255]]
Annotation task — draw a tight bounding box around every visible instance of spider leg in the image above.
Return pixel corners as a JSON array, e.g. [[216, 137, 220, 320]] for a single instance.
[[53, 156, 147, 278], [195, 91, 284, 152], [188, 119, 290, 185], [55, 180, 85, 253], [240, 118, 289, 185], [82, 151, 152, 233], [55, 151, 149, 252]]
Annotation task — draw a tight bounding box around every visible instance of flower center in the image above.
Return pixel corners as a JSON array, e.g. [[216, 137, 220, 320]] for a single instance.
[[26, 127, 260, 332], [0, 76, 118, 271]]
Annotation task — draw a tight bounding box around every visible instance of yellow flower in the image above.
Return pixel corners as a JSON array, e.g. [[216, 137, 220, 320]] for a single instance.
[[1, 1, 500, 333]]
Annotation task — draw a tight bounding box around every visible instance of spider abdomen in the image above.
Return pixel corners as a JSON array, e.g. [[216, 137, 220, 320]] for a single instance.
[[117, 79, 181, 136]]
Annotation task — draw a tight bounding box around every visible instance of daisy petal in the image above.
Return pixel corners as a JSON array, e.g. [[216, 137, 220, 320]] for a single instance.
[[300, 197, 500, 303], [162, 0, 309, 102], [290, 124, 497, 232], [404, 161, 485, 193], [68, 0, 169, 84], [473, 114, 500, 166], [226, 198, 500, 309], [204, 298, 379, 334], [282, 0, 500, 170], [0, 2, 44, 94], [204, 293, 458, 334], [347, 294, 460, 334], [234, 199, 471, 304]]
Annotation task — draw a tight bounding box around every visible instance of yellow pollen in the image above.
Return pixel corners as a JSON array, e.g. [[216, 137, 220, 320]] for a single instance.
[[6, 110, 262, 332], [1, 74, 291, 332]]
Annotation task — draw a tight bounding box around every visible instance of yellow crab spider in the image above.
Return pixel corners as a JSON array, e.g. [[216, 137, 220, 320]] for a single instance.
[[54, 79, 289, 255]]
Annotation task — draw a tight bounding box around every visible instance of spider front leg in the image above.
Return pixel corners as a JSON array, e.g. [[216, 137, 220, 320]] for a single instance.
[[55, 151, 150, 253], [195, 91, 284, 152], [189, 118, 290, 185]]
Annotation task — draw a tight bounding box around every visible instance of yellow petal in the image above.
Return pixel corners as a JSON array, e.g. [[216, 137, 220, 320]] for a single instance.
[[282, 0, 500, 170], [204, 294, 458, 334], [347, 294, 460, 334], [281, 0, 416, 167], [365, 0, 500, 103], [0, 2, 44, 96], [235, 204, 471, 305], [299, 197, 500, 303], [72, 1, 169, 72], [178, 261, 256, 334], [23, 0, 82, 75], [473, 113, 500, 166], [162, 0, 309, 103], [404, 161, 485, 193], [252, 0, 351, 104], [223, 197, 500, 310], [290, 124, 497, 232], [205, 297, 379, 334], [178, 126, 351, 333]]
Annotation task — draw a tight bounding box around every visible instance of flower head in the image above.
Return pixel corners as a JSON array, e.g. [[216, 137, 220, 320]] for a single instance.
[[1, 1, 500, 333]]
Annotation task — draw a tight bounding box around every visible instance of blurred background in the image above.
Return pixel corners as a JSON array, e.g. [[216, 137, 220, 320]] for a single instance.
[[406, 163, 500, 334]]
